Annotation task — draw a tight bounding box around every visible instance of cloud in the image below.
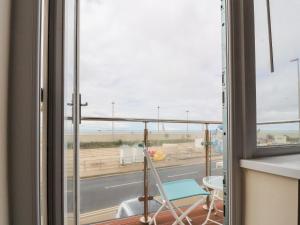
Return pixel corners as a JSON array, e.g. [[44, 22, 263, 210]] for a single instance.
[[78, 0, 300, 133], [255, 0, 300, 124], [79, 0, 222, 126]]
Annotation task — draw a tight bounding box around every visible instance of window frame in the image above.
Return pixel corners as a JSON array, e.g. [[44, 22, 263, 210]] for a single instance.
[[255, 145, 300, 157], [8, 0, 42, 224], [250, 0, 300, 157], [224, 0, 257, 224], [47, 0, 65, 224], [225, 1, 300, 225], [47, 1, 300, 225]]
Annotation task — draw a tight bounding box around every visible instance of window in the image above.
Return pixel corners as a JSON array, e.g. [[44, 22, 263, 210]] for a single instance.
[[254, 0, 300, 148]]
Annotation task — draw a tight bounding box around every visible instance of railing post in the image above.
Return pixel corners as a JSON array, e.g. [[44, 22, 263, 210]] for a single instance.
[[204, 123, 211, 208], [205, 124, 211, 177], [139, 122, 151, 224]]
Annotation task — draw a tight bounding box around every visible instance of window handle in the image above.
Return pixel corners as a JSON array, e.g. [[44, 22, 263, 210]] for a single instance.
[[266, 0, 274, 73]]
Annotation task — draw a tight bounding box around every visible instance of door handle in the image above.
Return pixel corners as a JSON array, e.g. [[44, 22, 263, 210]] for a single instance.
[[66, 94, 75, 123], [79, 94, 88, 124]]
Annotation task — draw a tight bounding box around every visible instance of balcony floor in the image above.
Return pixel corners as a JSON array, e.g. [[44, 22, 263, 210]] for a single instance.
[[97, 203, 224, 225]]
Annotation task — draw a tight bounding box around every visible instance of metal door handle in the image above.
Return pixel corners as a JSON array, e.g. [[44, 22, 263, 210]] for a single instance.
[[79, 94, 88, 124]]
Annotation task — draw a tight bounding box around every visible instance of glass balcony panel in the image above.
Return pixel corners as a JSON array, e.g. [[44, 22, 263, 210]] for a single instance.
[[147, 123, 222, 215], [79, 121, 145, 224]]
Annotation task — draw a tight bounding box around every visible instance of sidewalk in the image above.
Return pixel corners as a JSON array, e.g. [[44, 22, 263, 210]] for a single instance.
[[66, 143, 223, 178]]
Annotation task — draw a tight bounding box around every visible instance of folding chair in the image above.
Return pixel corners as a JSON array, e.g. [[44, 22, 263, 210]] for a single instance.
[[202, 176, 223, 225], [142, 147, 210, 225]]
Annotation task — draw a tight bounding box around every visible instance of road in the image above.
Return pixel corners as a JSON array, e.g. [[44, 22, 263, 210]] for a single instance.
[[67, 162, 222, 213]]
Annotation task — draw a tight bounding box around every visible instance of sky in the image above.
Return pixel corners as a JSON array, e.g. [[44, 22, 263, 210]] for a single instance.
[[78, 0, 300, 132], [79, 0, 222, 126], [255, 0, 300, 127]]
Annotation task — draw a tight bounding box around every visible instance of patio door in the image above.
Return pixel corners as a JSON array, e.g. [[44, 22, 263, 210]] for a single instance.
[[60, 0, 229, 225], [77, 0, 227, 225]]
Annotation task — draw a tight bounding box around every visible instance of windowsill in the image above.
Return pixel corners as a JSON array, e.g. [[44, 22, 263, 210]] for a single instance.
[[240, 154, 300, 179]]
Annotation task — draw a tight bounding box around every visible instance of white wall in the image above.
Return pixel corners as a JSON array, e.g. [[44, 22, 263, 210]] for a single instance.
[[0, 0, 10, 224], [243, 169, 298, 225]]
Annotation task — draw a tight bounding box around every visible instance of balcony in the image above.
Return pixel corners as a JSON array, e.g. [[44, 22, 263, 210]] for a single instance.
[[66, 116, 300, 225], [67, 116, 224, 225], [97, 202, 224, 225]]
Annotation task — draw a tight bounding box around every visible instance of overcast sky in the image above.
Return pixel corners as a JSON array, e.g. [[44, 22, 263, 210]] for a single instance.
[[254, 0, 300, 131], [80, 0, 222, 124], [78, 0, 300, 131]]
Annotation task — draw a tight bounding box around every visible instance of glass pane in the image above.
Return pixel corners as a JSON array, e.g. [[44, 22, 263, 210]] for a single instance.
[[79, 121, 145, 224], [64, 0, 77, 224], [254, 0, 300, 146], [147, 123, 223, 215]]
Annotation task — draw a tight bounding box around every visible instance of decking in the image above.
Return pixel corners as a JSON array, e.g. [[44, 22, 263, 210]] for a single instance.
[[97, 203, 224, 225]]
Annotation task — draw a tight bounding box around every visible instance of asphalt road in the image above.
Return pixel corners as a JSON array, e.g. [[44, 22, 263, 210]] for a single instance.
[[70, 161, 222, 213]]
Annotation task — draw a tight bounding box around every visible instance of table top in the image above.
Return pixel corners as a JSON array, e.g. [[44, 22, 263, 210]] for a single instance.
[[203, 176, 223, 191]]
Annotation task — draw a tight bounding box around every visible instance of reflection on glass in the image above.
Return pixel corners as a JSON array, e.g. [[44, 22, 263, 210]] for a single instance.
[[254, 0, 300, 146], [257, 122, 300, 146]]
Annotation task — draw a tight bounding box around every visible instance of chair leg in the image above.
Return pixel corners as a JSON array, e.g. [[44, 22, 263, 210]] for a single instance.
[[202, 190, 217, 225], [170, 201, 193, 225], [171, 197, 204, 225], [165, 201, 185, 225], [149, 202, 166, 225]]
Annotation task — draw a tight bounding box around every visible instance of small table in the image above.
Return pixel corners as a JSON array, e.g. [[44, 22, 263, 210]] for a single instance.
[[202, 176, 223, 225]]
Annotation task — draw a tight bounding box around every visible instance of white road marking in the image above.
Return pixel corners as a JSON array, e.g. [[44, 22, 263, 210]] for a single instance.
[[167, 171, 198, 178], [105, 181, 143, 189]]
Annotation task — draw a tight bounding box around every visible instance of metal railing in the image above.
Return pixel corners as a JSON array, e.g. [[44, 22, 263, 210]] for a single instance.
[[257, 119, 300, 125], [81, 116, 222, 224], [78, 116, 300, 224], [81, 116, 221, 124]]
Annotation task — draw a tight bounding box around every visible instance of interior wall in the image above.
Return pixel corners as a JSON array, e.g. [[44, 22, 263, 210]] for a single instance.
[[0, 0, 10, 224], [243, 169, 298, 225]]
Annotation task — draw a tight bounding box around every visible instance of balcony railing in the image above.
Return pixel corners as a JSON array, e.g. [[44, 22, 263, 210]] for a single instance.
[[78, 116, 221, 224], [74, 116, 300, 224]]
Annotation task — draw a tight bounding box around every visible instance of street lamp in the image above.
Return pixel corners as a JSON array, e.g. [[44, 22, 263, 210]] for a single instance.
[[290, 58, 300, 132], [186, 110, 189, 138], [112, 101, 115, 140], [157, 106, 160, 133]]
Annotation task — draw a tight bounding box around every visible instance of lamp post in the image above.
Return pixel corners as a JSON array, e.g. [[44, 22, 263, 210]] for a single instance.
[[112, 101, 115, 140], [157, 106, 160, 133], [290, 58, 300, 132], [186, 110, 189, 138]]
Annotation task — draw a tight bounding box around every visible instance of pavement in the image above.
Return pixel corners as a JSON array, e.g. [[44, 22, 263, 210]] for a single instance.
[[67, 161, 222, 213]]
